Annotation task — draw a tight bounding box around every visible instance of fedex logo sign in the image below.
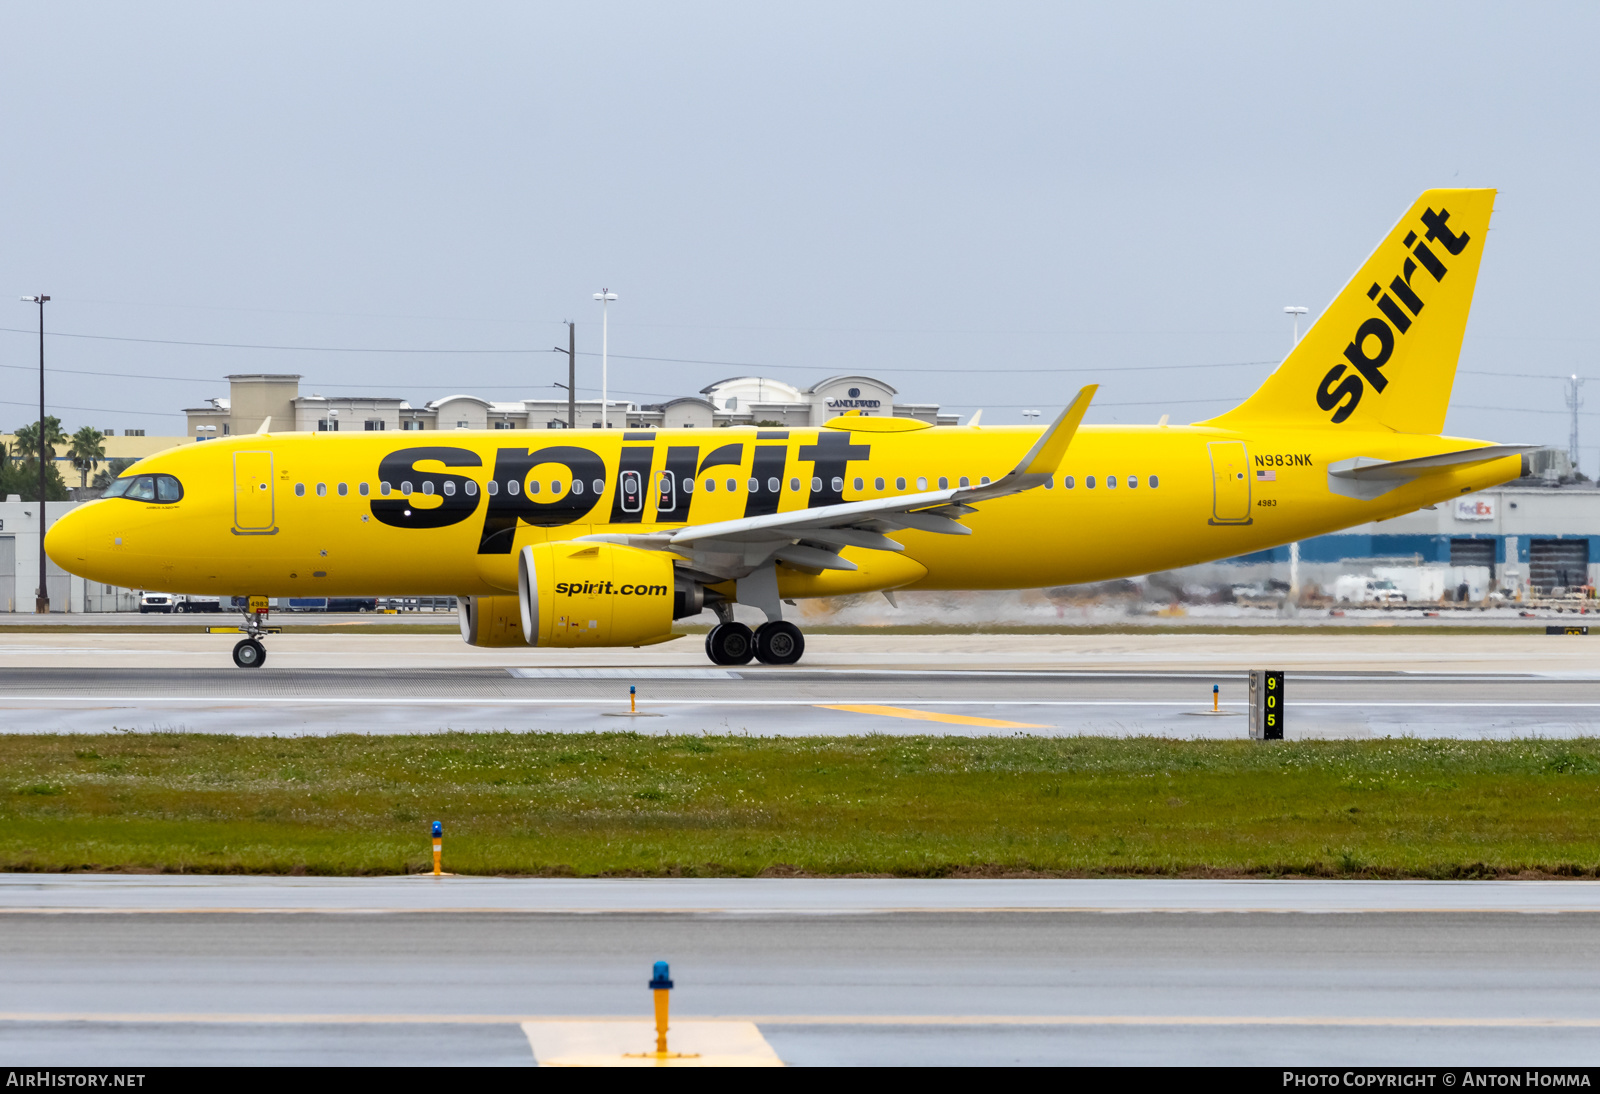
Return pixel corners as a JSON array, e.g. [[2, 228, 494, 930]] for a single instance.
[[1454, 497, 1495, 521]]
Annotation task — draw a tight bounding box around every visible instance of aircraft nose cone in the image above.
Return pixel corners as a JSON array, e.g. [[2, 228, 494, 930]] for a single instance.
[[44, 504, 96, 572]]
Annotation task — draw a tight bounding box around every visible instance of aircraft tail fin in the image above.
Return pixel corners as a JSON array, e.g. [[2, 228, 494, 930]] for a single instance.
[[1201, 188, 1496, 435]]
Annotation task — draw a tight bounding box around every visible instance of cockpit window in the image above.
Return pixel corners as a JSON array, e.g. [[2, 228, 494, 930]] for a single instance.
[[104, 473, 183, 503]]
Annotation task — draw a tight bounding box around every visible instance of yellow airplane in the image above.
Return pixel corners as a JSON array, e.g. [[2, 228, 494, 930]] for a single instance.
[[47, 188, 1533, 668]]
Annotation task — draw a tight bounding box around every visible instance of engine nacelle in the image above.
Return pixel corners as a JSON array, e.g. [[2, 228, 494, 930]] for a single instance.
[[458, 594, 527, 647], [518, 541, 677, 647]]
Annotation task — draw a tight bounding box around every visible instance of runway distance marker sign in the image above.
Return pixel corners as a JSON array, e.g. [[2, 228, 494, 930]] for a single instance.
[[1249, 670, 1284, 740]]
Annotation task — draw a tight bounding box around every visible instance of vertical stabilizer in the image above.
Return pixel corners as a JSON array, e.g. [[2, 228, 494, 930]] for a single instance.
[[1202, 188, 1495, 435]]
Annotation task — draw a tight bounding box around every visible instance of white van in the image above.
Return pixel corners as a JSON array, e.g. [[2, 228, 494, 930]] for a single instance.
[[1333, 576, 1408, 604]]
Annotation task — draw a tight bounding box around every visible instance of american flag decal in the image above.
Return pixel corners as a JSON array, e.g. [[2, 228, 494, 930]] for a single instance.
[[1256, 469, 1276, 482]]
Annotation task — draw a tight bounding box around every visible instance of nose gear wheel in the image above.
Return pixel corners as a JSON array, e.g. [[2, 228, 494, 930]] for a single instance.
[[232, 638, 266, 668]]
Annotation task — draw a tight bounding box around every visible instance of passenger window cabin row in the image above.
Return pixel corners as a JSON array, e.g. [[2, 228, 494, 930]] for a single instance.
[[1049, 475, 1159, 490], [291, 479, 605, 498], [99, 469, 1160, 507], [287, 473, 1160, 499]]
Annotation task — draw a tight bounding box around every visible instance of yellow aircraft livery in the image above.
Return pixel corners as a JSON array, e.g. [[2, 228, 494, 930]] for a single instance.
[[46, 189, 1532, 668]]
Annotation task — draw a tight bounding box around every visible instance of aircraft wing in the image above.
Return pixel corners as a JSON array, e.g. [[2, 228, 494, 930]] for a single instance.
[[1327, 443, 1541, 500], [579, 385, 1096, 578]]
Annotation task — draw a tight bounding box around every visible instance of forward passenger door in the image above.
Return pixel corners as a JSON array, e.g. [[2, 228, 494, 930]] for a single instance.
[[233, 451, 277, 534]]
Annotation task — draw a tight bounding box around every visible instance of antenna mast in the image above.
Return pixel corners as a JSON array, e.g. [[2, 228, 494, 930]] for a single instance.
[[1566, 374, 1585, 477]]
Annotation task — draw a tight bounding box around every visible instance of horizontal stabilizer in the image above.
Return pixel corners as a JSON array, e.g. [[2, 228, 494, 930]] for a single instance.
[[1328, 444, 1538, 499]]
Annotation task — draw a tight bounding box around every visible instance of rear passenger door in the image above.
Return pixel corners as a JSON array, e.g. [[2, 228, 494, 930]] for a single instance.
[[1207, 441, 1252, 525]]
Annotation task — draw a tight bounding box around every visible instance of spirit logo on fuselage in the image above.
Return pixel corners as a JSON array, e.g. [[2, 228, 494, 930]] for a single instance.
[[1314, 207, 1471, 424], [370, 447, 484, 530], [368, 434, 873, 551]]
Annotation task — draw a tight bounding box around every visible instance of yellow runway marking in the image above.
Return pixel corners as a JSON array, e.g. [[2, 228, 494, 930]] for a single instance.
[[817, 704, 1051, 729]]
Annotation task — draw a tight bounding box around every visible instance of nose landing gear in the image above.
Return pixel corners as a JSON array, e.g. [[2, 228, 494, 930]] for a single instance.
[[231, 601, 271, 669]]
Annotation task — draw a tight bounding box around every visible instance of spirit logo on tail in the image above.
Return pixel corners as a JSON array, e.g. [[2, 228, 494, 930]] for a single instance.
[[1315, 206, 1473, 424]]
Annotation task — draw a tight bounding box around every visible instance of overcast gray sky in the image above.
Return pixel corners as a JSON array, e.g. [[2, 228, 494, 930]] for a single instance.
[[2, 2, 1596, 461]]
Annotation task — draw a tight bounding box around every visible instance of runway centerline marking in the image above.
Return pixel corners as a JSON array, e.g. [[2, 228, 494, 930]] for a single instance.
[[817, 704, 1053, 729]]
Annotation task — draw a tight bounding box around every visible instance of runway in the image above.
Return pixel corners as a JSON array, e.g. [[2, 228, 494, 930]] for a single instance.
[[2, 630, 1600, 736], [5, 875, 1600, 1066], [7, 634, 1591, 1065]]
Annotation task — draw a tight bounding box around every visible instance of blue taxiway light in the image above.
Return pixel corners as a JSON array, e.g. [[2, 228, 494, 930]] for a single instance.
[[649, 960, 674, 990]]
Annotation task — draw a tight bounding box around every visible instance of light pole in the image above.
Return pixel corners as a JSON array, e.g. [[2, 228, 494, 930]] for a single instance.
[[1022, 409, 1041, 425], [1284, 306, 1308, 347], [1283, 302, 1309, 613], [20, 294, 50, 613], [592, 289, 616, 427], [552, 322, 576, 428]]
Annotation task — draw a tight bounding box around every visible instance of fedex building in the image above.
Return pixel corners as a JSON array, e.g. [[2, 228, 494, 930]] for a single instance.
[[1231, 476, 1600, 595]]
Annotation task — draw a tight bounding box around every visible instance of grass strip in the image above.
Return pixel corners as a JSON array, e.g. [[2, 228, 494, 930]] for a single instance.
[[3, 733, 1599, 879]]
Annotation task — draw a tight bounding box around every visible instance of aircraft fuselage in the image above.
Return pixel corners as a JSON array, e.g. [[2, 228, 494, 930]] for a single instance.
[[45, 422, 1519, 600]]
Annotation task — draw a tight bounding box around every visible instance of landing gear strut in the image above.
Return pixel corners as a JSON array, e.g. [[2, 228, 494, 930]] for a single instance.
[[232, 603, 270, 669], [699, 571, 807, 666]]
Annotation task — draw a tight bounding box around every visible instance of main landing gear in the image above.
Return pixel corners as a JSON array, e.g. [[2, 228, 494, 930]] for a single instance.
[[705, 620, 805, 666]]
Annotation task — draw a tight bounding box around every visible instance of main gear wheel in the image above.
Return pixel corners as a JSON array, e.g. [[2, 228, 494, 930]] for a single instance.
[[753, 621, 805, 665], [705, 622, 755, 665]]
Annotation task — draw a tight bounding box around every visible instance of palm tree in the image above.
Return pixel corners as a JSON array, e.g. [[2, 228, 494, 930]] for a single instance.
[[12, 424, 37, 467], [67, 426, 106, 489], [13, 416, 65, 467]]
